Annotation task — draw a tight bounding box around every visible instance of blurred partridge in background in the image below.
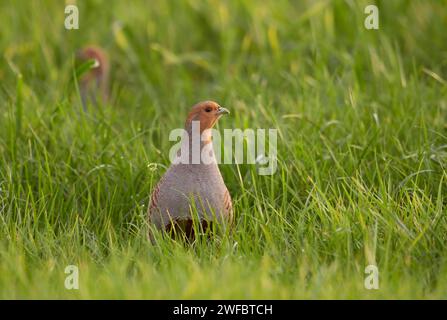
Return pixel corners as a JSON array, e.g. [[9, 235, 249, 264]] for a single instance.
[[77, 46, 110, 108]]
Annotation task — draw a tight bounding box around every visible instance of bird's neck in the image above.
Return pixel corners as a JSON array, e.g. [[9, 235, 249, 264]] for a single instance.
[[175, 121, 216, 165]]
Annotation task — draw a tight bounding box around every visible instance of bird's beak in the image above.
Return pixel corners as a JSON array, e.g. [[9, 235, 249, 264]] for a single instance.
[[217, 107, 230, 115]]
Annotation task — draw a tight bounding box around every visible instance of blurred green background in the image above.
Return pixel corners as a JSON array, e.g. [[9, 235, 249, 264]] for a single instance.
[[0, 0, 446, 298]]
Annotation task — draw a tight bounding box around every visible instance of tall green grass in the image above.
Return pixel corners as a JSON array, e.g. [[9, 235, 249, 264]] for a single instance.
[[0, 0, 446, 298]]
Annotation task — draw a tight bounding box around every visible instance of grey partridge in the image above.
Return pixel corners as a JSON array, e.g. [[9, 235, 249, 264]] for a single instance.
[[77, 46, 109, 107], [148, 101, 233, 240]]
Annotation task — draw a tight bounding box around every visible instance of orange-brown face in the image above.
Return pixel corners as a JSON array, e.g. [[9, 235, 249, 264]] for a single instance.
[[185, 101, 230, 132], [77, 46, 109, 79]]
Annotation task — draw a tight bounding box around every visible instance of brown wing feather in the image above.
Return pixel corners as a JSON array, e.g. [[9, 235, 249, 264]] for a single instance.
[[224, 189, 233, 214], [149, 184, 159, 213], [148, 174, 165, 215]]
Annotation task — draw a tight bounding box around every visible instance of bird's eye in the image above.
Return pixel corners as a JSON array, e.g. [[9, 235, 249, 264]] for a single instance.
[[205, 107, 212, 112]]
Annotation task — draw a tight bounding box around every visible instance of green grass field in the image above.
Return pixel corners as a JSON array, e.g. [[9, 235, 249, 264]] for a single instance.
[[1, 0, 447, 299]]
